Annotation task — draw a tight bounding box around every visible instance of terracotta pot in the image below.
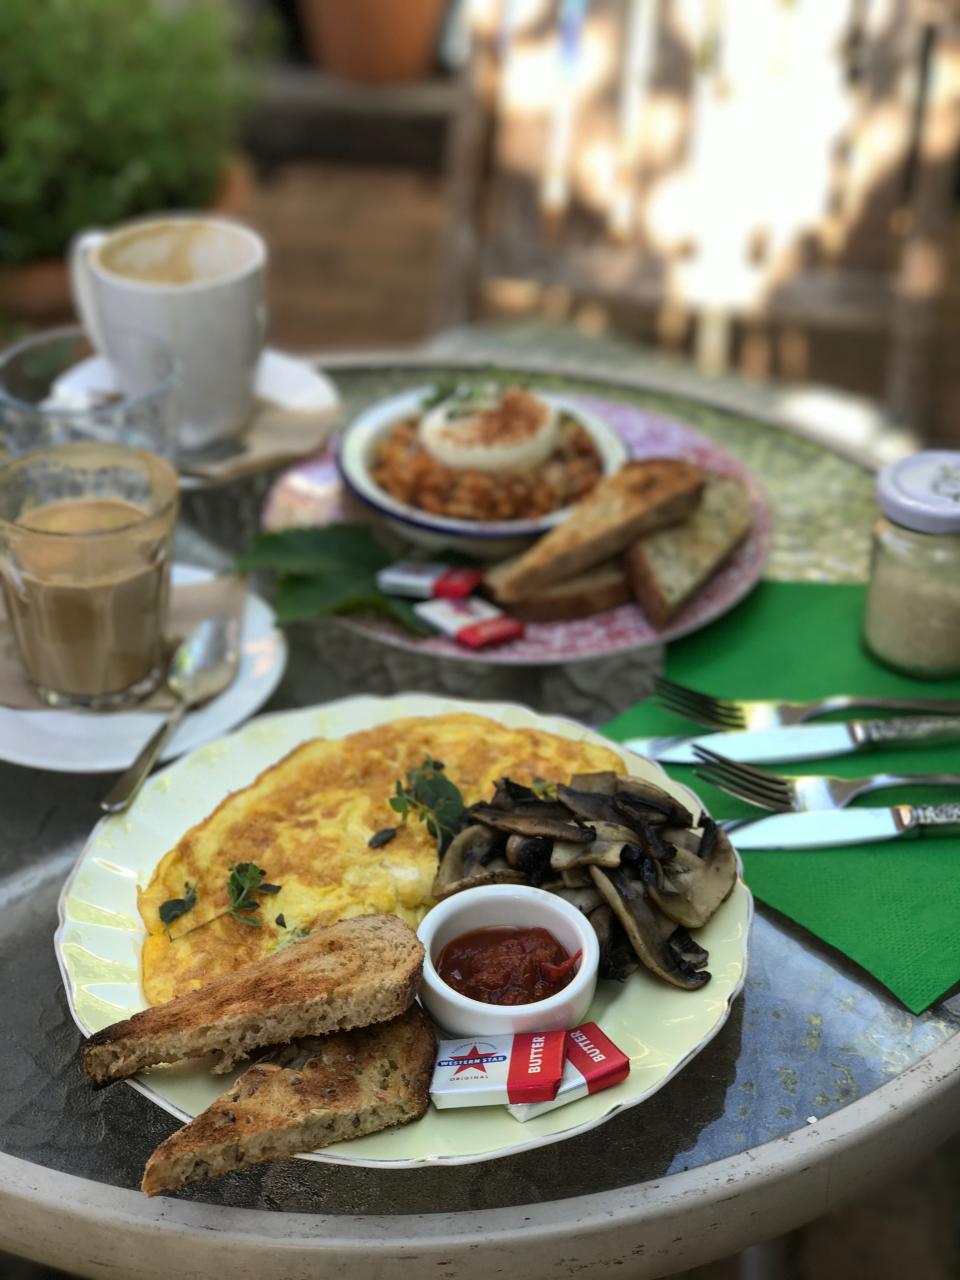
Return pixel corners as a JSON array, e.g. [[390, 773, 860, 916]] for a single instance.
[[0, 156, 254, 325], [298, 0, 445, 83]]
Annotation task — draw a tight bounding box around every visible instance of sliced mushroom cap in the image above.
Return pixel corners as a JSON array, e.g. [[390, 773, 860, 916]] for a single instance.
[[614, 777, 695, 828], [667, 926, 710, 971], [504, 834, 554, 885], [590, 867, 710, 990], [432, 824, 524, 899], [485, 779, 571, 822], [469, 804, 595, 844], [556, 784, 623, 825], [551, 838, 627, 871], [570, 771, 618, 794], [588, 903, 639, 981], [647, 827, 737, 928], [560, 865, 594, 887], [612, 811, 677, 862], [552, 885, 603, 914]]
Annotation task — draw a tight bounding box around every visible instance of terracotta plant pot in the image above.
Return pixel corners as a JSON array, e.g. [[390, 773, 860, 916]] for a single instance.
[[0, 156, 254, 325], [298, 0, 446, 83]]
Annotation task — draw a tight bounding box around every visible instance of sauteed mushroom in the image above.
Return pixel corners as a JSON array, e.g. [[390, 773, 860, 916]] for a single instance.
[[468, 804, 595, 844], [550, 838, 627, 871], [590, 867, 710, 990], [553, 885, 603, 914], [504, 833, 553, 884], [432, 824, 524, 899], [648, 828, 737, 928], [614, 777, 695, 828], [588, 904, 639, 981]]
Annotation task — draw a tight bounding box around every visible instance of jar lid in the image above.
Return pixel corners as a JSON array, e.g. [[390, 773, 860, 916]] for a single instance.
[[876, 450, 960, 534]]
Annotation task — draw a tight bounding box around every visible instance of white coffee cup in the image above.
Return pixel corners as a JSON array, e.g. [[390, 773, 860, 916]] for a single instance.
[[70, 215, 267, 451]]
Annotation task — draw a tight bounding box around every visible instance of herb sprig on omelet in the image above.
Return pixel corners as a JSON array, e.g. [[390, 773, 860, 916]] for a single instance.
[[158, 863, 282, 939], [389, 756, 465, 852]]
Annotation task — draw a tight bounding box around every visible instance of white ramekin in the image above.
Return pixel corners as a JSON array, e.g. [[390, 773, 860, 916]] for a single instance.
[[416, 883, 599, 1036]]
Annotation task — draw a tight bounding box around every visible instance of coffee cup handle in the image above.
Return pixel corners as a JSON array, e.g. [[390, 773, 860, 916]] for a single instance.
[[69, 229, 108, 350]]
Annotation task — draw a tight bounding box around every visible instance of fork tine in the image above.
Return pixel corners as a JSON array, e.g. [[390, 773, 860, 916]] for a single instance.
[[656, 698, 743, 732], [692, 755, 793, 802], [654, 677, 746, 722], [694, 764, 791, 806], [692, 771, 792, 813], [654, 677, 746, 716], [691, 746, 793, 794], [654, 685, 746, 728], [656, 693, 745, 727]]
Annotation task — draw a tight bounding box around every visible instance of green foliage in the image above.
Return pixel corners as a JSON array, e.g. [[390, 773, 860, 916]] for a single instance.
[[0, 0, 249, 264], [237, 524, 433, 637], [389, 756, 465, 850]]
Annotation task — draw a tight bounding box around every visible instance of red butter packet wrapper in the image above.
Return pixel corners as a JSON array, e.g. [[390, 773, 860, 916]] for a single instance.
[[376, 562, 485, 601], [430, 1030, 566, 1109], [506, 1023, 630, 1122], [414, 597, 525, 649]]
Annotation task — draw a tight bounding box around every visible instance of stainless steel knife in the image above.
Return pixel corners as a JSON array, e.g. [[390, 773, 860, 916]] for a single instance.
[[725, 802, 960, 850], [623, 716, 960, 765]]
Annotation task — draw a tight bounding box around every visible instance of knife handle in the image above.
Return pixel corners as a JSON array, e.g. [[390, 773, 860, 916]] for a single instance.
[[914, 803, 960, 828], [855, 716, 960, 746]]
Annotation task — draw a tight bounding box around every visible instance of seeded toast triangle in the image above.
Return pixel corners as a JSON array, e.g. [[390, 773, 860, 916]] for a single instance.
[[141, 1004, 436, 1195], [83, 914, 424, 1086], [490, 459, 703, 601]]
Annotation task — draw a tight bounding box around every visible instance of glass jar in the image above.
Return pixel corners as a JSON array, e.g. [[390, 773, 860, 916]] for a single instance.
[[863, 450, 960, 678]]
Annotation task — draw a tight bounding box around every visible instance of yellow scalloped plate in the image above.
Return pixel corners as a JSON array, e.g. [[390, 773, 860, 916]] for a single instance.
[[55, 694, 751, 1168]]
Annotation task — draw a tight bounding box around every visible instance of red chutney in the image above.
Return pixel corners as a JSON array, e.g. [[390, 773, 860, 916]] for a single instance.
[[436, 925, 581, 1006]]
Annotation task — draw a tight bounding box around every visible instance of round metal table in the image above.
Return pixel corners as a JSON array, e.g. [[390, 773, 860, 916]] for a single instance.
[[2, 352, 959, 1279]]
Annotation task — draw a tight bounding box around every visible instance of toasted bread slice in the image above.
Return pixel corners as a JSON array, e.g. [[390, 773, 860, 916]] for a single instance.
[[83, 914, 423, 1086], [488, 560, 630, 621], [141, 1004, 436, 1195], [624, 473, 753, 627], [491, 460, 704, 601]]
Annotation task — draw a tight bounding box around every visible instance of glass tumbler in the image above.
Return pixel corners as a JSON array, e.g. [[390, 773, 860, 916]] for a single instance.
[[0, 325, 178, 461], [0, 442, 179, 708]]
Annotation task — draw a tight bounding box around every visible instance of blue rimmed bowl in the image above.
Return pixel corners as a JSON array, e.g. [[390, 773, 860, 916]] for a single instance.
[[336, 387, 629, 559]]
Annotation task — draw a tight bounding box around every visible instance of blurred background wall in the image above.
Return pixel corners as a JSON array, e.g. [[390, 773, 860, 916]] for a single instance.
[[2, 0, 959, 443]]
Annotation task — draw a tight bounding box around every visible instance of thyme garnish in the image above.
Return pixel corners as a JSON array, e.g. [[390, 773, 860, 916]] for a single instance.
[[160, 863, 282, 939], [389, 756, 465, 851]]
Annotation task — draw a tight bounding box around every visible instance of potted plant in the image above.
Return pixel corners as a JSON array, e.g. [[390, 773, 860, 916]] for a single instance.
[[297, 0, 447, 84], [0, 0, 250, 321]]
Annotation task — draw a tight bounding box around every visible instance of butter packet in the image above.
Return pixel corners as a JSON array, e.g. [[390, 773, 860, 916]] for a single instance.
[[376, 561, 485, 601], [506, 1023, 630, 1122], [430, 1030, 566, 1109], [414, 596, 524, 649]]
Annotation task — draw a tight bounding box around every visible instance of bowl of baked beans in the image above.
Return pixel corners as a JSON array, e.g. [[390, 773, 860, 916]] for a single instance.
[[337, 384, 629, 557]]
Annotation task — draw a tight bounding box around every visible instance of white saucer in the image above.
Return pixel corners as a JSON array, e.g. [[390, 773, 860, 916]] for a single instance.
[[51, 347, 339, 469], [0, 565, 288, 774]]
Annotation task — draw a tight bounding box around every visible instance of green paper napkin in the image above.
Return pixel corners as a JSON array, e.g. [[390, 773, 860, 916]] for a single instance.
[[602, 581, 960, 1013]]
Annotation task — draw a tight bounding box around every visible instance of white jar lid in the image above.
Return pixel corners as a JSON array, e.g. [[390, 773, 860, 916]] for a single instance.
[[877, 450, 960, 534]]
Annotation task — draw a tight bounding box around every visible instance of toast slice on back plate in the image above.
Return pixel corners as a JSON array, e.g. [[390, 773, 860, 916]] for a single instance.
[[82, 914, 424, 1085], [141, 1004, 437, 1196], [487, 560, 630, 622], [624, 472, 753, 627], [490, 459, 704, 602]]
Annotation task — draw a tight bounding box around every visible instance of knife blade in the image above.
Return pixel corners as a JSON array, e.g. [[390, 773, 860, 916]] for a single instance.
[[623, 715, 960, 764], [726, 801, 960, 850]]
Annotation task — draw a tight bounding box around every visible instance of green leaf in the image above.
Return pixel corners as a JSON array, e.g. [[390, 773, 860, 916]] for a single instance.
[[227, 862, 267, 910], [229, 909, 262, 928], [236, 525, 391, 576], [391, 757, 465, 850], [273, 573, 432, 636], [158, 882, 196, 927]]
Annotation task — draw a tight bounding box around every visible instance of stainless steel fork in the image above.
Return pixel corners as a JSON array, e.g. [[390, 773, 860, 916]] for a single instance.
[[691, 744, 960, 813], [655, 676, 960, 731]]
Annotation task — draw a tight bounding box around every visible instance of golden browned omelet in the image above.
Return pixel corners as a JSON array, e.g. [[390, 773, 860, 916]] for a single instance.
[[138, 714, 623, 1004]]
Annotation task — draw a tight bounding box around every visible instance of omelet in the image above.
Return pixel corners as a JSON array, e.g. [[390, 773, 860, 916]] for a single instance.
[[138, 714, 623, 1005]]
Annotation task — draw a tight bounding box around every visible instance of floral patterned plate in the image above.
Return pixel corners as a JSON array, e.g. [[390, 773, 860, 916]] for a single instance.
[[263, 394, 773, 665]]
